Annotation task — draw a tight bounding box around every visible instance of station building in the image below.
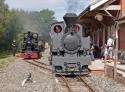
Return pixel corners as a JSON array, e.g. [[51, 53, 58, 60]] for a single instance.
[[78, 0, 121, 49], [78, 0, 125, 85]]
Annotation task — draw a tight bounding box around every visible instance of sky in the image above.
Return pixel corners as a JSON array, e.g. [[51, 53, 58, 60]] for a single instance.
[[5, 0, 92, 21]]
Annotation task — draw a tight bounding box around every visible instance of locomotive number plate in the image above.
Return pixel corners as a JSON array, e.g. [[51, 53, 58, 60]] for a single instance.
[[67, 64, 76, 71]]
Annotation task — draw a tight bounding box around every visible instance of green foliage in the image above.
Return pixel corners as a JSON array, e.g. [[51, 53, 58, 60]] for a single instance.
[[0, 1, 56, 53], [0, 56, 15, 68], [0, 0, 23, 52]]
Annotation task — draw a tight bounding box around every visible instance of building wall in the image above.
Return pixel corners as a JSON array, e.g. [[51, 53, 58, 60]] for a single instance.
[[121, 0, 125, 16], [119, 23, 125, 50]]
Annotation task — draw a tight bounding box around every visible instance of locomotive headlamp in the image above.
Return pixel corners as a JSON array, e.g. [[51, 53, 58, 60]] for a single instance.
[[72, 25, 79, 32], [54, 25, 62, 33], [95, 14, 103, 22], [33, 34, 37, 38]]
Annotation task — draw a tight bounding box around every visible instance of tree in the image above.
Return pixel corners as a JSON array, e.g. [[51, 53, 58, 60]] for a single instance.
[[0, 1, 23, 51], [16, 9, 56, 43], [0, 1, 56, 52]]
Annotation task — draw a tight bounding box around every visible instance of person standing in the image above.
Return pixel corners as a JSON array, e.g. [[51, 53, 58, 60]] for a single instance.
[[12, 40, 16, 56], [90, 44, 95, 61], [104, 44, 108, 60], [107, 37, 114, 60]]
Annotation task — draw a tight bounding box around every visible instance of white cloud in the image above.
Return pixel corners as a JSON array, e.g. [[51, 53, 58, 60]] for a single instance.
[[5, 0, 92, 21], [5, 0, 66, 11]]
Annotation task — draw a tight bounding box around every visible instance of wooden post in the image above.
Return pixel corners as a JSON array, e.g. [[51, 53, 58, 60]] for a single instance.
[[113, 22, 119, 80], [104, 51, 107, 76], [103, 27, 106, 45], [103, 27, 106, 76]]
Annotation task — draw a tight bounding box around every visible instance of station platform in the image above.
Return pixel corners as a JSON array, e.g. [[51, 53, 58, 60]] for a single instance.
[[89, 59, 105, 76], [89, 59, 104, 71], [106, 62, 125, 78], [102, 60, 125, 85]]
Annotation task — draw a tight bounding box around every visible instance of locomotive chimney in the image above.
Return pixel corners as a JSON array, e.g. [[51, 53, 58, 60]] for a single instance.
[[63, 13, 78, 27]]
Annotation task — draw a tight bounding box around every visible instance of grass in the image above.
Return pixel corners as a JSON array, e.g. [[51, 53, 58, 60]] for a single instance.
[[0, 51, 11, 58], [0, 56, 15, 68], [0, 52, 16, 68]]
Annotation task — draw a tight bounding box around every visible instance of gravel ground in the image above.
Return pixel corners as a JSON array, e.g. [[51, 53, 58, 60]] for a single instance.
[[34, 48, 50, 65], [0, 57, 59, 92], [1, 48, 125, 92], [87, 75, 125, 92]]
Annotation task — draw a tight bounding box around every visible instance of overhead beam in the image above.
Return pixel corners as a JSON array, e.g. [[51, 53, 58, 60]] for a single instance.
[[104, 10, 113, 17], [90, 0, 108, 11], [106, 5, 121, 10], [100, 0, 117, 10]]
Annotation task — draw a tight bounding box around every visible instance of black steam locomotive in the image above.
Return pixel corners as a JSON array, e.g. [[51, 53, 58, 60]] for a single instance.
[[49, 13, 92, 75], [19, 31, 45, 59]]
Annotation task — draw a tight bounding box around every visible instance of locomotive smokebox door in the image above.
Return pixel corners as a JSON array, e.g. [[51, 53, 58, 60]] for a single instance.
[[63, 13, 78, 27], [61, 32, 81, 54]]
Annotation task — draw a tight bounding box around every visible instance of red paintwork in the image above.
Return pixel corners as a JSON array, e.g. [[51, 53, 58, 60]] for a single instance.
[[19, 53, 39, 59]]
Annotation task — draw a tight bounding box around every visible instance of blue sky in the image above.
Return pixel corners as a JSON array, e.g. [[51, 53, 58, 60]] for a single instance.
[[5, 0, 92, 21]]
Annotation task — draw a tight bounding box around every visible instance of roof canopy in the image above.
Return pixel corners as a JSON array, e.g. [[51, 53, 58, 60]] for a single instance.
[[78, 10, 115, 29], [78, 0, 120, 29]]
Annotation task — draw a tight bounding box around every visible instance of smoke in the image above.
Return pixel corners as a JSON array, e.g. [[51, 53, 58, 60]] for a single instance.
[[67, 0, 79, 13], [66, 0, 91, 13]]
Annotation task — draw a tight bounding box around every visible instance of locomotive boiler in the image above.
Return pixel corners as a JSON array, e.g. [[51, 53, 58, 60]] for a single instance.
[[49, 13, 92, 75]]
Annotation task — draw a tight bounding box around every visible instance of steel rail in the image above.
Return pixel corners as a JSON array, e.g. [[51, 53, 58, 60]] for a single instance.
[[77, 76, 95, 92], [25, 60, 52, 72], [33, 60, 50, 66], [59, 75, 74, 92]]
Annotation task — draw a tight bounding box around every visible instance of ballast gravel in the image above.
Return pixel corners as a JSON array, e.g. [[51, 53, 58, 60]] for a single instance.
[[87, 75, 125, 92], [0, 58, 59, 92]]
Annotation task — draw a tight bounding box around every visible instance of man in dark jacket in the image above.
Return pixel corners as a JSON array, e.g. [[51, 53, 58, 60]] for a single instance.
[[12, 40, 16, 56]]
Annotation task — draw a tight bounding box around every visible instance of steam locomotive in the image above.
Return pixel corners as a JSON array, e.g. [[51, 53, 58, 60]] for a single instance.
[[49, 13, 92, 75], [19, 31, 45, 59]]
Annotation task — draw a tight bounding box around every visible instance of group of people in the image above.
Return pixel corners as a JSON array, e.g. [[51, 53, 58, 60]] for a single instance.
[[90, 37, 114, 61], [103, 37, 114, 60]]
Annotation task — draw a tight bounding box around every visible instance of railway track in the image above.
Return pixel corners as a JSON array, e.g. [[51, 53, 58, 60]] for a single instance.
[[76, 76, 95, 92], [25, 60, 52, 72], [57, 75, 95, 92], [33, 60, 50, 67], [59, 75, 74, 92], [25, 60, 95, 92]]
